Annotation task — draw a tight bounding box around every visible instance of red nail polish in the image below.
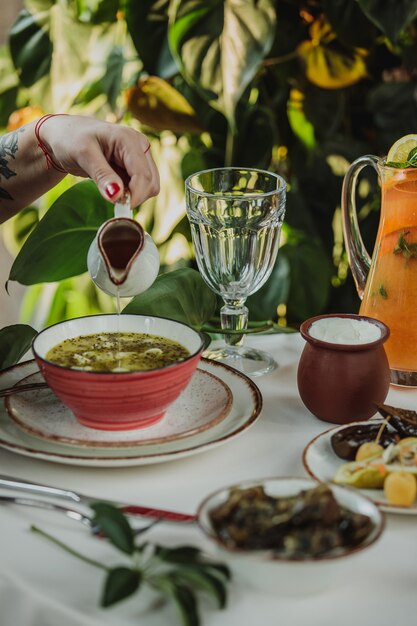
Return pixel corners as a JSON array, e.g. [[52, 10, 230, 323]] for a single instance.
[[105, 182, 121, 198]]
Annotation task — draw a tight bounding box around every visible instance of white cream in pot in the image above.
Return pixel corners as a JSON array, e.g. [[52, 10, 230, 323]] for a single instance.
[[308, 317, 381, 345]]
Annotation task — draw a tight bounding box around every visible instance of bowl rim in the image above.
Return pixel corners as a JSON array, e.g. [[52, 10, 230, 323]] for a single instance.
[[32, 313, 206, 375], [300, 313, 390, 351], [196, 476, 385, 563]]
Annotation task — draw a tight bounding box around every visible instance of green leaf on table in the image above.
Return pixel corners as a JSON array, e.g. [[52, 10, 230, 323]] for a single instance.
[[155, 546, 202, 563], [101, 567, 141, 607], [124, 268, 217, 328], [168, 0, 276, 128], [0, 324, 37, 371], [153, 573, 199, 626], [173, 566, 228, 609], [8, 180, 113, 286], [91, 503, 135, 555]]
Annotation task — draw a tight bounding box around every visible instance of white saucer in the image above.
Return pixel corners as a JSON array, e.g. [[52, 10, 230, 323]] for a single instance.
[[5, 369, 232, 448], [0, 359, 262, 467]]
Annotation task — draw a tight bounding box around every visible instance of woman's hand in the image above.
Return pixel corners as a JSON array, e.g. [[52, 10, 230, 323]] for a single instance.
[[40, 115, 160, 207]]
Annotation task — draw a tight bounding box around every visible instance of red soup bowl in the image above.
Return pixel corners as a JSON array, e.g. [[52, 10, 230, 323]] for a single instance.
[[32, 314, 205, 431]]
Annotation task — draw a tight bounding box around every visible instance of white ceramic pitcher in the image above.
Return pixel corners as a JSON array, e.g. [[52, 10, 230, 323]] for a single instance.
[[87, 192, 159, 298]]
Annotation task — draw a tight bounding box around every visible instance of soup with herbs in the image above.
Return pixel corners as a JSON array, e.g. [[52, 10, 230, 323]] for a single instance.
[[45, 332, 190, 372]]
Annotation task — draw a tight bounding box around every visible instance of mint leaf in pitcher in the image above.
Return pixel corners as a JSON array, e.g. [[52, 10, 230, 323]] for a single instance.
[[394, 231, 417, 259]]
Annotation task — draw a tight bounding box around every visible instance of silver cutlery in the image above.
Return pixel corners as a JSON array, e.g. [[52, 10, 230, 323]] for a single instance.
[[0, 382, 49, 397], [0, 494, 158, 536], [0, 494, 92, 528], [0, 474, 196, 523]]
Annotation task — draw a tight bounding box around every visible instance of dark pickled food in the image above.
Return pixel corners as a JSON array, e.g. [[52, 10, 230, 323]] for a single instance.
[[208, 483, 374, 558], [331, 423, 399, 461], [377, 404, 417, 438]]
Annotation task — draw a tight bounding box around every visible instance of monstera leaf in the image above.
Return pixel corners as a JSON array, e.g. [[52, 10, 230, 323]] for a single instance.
[[124, 268, 217, 328], [0, 324, 37, 371], [168, 0, 276, 129], [298, 17, 368, 89], [8, 180, 113, 286]]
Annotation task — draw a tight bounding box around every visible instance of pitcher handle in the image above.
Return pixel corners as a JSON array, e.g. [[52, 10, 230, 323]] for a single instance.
[[341, 155, 379, 299]]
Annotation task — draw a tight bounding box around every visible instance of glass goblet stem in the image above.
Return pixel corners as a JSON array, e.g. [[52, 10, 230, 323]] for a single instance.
[[220, 301, 248, 347]]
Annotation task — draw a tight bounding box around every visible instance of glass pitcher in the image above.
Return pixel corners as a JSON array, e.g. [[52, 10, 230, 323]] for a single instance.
[[342, 155, 417, 386]]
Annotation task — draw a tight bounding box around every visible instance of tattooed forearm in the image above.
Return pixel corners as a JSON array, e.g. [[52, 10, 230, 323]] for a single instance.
[[0, 128, 25, 200]]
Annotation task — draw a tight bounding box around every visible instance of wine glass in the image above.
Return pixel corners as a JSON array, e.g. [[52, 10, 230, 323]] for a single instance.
[[185, 167, 286, 377]]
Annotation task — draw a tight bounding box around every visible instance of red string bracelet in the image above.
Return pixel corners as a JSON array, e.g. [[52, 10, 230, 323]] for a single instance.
[[144, 142, 151, 155], [34, 114, 68, 173]]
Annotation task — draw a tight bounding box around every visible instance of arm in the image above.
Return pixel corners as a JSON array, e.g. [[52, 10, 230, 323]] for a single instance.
[[0, 114, 160, 224]]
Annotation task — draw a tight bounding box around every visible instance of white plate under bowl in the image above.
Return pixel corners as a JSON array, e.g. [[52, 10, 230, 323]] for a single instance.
[[0, 359, 262, 467], [303, 420, 417, 515], [5, 369, 232, 448]]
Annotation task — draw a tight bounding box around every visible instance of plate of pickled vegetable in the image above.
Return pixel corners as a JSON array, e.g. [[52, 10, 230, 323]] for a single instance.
[[302, 404, 417, 514]]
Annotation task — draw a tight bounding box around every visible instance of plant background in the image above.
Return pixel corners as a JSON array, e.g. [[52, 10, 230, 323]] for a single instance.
[[1, 0, 417, 365]]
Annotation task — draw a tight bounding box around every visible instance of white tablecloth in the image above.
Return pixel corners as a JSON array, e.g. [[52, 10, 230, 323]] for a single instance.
[[0, 333, 416, 626]]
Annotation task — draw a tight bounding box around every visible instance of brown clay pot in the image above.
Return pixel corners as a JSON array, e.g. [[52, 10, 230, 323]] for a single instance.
[[297, 314, 391, 425]]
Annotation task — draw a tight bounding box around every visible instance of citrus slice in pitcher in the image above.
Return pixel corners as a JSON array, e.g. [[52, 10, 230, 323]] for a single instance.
[[387, 134, 417, 164]]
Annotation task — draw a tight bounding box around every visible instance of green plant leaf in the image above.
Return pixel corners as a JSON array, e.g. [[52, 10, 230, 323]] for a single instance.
[[280, 233, 333, 322], [0, 45, 20, 126], [367, 83, 417, 154], [9, 8, 53, 87], [124, 0, 177, 77], [8, 180, 113, 286], [233, 105, 276, 169], [91, 503, 135, 555], [168, 0, 276, 128], [246, 254, 290, 322], [124, 268, 217, 328], [323, 0, 376, 48], [153, 573, 199, 626], [101, 566, 141, 607], [8, 206, 40, 248], [75, 0, 119, 24], [0, 324, 37, 371], [155, 546, 203, 563], [358, 0, 417, 42], [173, 566, 228, 609], [74, 46, 124, 109]]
